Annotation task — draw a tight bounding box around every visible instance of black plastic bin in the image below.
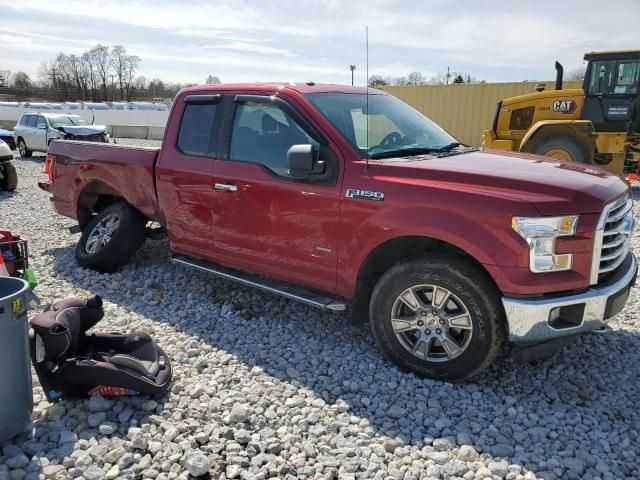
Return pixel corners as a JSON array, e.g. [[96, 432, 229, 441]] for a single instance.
[[0, 277, 32, 443]]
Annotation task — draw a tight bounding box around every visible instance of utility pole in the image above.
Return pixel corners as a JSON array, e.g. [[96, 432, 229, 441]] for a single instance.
[[350, 65, 356, 86], [446, 66, 451, 85]]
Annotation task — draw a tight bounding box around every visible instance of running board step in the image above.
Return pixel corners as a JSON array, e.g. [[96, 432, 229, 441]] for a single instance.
[[170, 254, 347, 311]]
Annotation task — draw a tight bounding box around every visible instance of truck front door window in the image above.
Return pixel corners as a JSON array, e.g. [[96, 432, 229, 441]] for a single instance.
[[229, 102, 319, 178], [177, 103, 218, 156]]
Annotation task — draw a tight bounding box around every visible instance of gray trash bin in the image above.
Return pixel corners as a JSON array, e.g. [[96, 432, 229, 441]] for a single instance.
[[0, 277, 32, 443]]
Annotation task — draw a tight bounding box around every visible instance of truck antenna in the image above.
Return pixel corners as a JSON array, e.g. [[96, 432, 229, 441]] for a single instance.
[[365, 25, 369, 172]]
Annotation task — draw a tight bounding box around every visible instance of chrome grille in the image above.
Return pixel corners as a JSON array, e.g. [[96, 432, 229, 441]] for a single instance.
[[590, 193, 634, 284]]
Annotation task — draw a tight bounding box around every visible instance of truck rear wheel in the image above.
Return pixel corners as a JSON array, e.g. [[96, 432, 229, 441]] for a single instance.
[[76, 202, 147, 273], [530, 134, 591, 163], [0, 162, 17, 191], [369, 255, 504, 381]]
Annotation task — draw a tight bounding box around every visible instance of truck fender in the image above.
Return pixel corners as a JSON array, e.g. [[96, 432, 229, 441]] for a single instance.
[[340, 203, 536, 300], [519, 120, 595, 153]]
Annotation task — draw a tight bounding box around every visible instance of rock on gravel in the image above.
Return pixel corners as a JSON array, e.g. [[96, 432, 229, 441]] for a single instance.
[[1, 143, 640, 479], [183, 449, 210, 477]]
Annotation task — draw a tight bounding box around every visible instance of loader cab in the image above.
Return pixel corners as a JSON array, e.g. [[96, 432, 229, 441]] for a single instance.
[[582, 50, 640, 133]]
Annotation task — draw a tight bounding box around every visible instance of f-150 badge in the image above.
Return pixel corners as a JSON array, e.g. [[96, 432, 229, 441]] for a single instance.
[[346, 189, 384, 202]]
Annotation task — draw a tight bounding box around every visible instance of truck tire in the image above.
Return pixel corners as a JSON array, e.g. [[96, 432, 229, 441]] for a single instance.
[[369, 255, 504, 381], [0, 162, 18, 191], [17, 138, 32, 158], [76, 202, 147, 273], [530, 134, 590, 163]]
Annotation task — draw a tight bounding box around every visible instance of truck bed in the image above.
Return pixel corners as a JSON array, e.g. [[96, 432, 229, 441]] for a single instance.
[[45, 140, 162, 222]]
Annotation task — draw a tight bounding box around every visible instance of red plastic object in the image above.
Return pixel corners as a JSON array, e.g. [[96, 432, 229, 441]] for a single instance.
[[88, 386, 139, 397]]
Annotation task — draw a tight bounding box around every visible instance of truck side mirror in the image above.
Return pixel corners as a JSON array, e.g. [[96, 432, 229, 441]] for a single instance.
[[37, 123, 47, 130], [287, 144, 315, 179]]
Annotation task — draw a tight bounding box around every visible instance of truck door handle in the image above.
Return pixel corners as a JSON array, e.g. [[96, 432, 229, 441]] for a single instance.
[[214, 183, 238, 192]]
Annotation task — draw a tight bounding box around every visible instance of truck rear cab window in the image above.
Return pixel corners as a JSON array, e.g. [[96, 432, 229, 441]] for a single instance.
[[177, 101, 219, 156]]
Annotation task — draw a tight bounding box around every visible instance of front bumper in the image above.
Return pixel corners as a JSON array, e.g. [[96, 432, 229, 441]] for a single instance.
[[503, 253, 637, 344]]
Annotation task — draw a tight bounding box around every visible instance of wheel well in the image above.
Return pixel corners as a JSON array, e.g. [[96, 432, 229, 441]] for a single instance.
[[522, 124, 594, 154], [76, 181, 125, 229], [352, 236, 497, 323]]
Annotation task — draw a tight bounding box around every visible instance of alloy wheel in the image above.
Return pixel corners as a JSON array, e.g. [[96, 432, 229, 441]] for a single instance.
[[390, 284, 473, 362], [85, 213, 121, 254]]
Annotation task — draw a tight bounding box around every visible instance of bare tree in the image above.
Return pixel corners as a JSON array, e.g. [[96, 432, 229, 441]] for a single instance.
[[111, 45, 129, 100], [567, 66, 587, 81], [124, 54, 140, 101], [88, 45, 112, 101], [368, 75, 388, 87], [407, 71, 425, 85], [0, 70, 11, 88], [11, 72, 31, 89]]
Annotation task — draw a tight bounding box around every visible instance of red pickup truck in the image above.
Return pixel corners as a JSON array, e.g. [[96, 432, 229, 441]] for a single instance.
[[41, 83, 637, 381]]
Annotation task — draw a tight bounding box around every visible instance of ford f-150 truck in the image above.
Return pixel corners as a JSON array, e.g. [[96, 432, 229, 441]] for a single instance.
[[40, 83, 637, 381]]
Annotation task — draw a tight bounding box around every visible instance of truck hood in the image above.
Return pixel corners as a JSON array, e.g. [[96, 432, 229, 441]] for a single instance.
[[377, 149, 627, 215], [60, 125, 107, 136]]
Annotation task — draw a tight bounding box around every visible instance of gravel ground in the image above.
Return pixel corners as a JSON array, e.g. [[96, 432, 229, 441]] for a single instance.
[[1, 139, 640, 480]]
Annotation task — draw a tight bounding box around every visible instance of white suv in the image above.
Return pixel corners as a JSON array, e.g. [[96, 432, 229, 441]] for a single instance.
[[14, 113, 109, 157]]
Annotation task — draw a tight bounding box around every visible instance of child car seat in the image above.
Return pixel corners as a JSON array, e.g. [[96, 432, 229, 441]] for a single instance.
[[29, 295, 172, 402]]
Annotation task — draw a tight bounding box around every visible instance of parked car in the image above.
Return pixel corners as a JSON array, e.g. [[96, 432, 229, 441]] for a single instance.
[[0, 139, 17, 191], [40, 83, 637, 381], [0, 128, 16, 150], [14, 113, 109, 157]]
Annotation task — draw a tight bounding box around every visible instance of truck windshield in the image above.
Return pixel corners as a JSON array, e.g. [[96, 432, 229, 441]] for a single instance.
[[305, 92, 458, 158], [49, 116, 89, 127], [587, 59, 640, 95]]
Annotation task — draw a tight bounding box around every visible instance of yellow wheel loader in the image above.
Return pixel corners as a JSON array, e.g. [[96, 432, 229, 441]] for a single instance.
[[483, 50, 640, 176]]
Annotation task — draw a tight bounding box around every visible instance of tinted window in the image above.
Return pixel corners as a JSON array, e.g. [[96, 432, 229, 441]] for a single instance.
[[36, 116, 47, 127], [19, 115, 29, 126], [588, 59, 640, 95], [27, 115, 38, 127], [177, 103, 218, 156], [229, 102, 318, 178]]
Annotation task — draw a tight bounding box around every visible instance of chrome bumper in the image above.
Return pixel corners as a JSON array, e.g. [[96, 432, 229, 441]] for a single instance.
[[503, 254, 637, 344]]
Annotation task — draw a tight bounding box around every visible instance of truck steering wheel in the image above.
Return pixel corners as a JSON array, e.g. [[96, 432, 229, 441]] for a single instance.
[[380, 131, 403, 147]]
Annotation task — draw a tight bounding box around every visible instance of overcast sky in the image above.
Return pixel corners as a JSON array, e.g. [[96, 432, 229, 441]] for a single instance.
[[2, 0, 639, 85]]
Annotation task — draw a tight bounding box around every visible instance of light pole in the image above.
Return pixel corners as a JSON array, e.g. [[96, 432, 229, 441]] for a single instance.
[[350, 65, 356, 86]]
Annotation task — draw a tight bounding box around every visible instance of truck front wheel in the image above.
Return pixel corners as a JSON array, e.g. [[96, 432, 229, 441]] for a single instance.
[[369, 255, 504, 381], [76, 202, 147, 273]]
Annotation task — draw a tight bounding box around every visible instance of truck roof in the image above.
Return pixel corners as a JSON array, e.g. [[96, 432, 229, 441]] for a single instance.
[[179, 82, 384, 95], [584, 50, 640, 61]]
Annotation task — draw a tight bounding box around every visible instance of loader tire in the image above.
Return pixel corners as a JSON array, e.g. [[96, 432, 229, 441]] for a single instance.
[[530, 134, 591, 163], [76, 202, 147, 273]]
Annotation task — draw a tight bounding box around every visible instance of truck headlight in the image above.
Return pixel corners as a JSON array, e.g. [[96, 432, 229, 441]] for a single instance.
[[512, 215, 578, 273]]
